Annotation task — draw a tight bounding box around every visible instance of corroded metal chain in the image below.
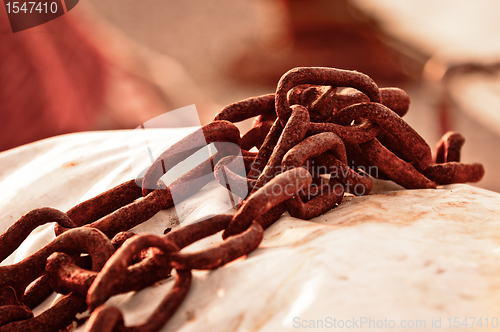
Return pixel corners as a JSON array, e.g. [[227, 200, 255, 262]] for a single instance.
[[0, 67, 484, 331]]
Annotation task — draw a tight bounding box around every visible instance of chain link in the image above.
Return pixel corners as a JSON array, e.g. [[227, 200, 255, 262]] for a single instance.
[[0, 66, 485, 331]]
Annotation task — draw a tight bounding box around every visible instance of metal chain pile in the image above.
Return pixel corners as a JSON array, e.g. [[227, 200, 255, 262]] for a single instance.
[[0, 67, 485, 331]]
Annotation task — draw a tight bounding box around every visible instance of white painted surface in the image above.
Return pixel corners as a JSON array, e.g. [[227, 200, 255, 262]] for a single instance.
[[0, 130, 499, 331]]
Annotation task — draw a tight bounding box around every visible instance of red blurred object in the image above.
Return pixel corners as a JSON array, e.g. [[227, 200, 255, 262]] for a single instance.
[[230, 0, 418, 86], [0, 8, 107, 151]]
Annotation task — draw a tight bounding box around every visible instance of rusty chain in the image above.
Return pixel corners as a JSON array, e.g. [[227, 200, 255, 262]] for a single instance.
[[0, 66, 485, 331]]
